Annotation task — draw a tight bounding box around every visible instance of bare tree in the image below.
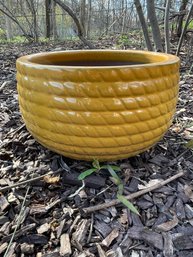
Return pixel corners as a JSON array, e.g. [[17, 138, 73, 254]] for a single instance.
[[26, 0, 38, 41], [4, 0, 12, 40], [0, 1, 32, 41], [176, 2, 193, 55], [134, 0, 153, 51], [86, 0, 92, 38], [45, 0, 51, 38], [177, 0, 188, 37], [80, 0, 86, 35], [146, 0, 163, 51], [51, 1, 58, 40], [164, 0, 171, 53], [53, 0, 95, 48]]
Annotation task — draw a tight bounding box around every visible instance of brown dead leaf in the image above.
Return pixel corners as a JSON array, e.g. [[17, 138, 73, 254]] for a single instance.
[[138, 179, 163, 190], [0, 194, 9, 211], [184, 185, 193, 202], [123, 168, 131, 183], [118, 209, 128, 225], [96, 244, 107, 257], [43, 175, 60, 184], [186, 126, 193, 132], [60, 234, 72, 256], [156, 215, 178, 232], [171, 125, 182, 133], [102, 228, 119, 247], [37, 223, 50, 234], [183, 130, 193, 139]]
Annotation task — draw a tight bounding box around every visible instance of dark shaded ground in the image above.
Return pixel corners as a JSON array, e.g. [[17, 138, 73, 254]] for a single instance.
[[1, 38, 193, 257]]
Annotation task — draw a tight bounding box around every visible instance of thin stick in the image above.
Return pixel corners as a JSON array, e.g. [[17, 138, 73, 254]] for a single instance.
[[5, 124, 25, 138], [3, 186, 30, 257], [2, 223, 36, 243], [83, 171, 185, 214], [176, 3, 193, 56], [164, 0, 171, 53], [0, 171, 56, 192]]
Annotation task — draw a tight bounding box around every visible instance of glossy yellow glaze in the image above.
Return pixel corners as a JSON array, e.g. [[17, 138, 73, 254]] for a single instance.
[[16, 50, 180, 161]]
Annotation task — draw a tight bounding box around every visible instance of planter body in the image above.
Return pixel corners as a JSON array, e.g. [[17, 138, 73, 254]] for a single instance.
[[16, 50, 180, 161]]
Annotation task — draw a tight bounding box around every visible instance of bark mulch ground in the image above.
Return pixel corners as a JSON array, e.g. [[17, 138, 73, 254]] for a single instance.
[[1, 39, 193, 257]]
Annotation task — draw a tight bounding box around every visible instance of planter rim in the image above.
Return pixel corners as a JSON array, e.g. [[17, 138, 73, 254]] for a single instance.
[[17, 49, 179, 70]]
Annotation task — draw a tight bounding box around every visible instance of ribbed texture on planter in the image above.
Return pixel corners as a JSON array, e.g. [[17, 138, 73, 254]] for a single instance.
[[16, 50, 180, 161]]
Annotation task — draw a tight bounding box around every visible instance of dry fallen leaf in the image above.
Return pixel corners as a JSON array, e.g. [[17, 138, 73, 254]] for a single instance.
[[131, 251, 140, 257], [184, 185, 193, 202], [44, 175, 60, 184], [102, 228, 119, 247], [0, 194, 9, 211], [118, 209, 128, 225], [186, 126, 193, 132], [183, 130, 193, 140], [60, 234, 72, 256], [96, 244, 107, 257], [188, 219, 193, 226], [138, 179, 163, 190], [171, 125, 182, 133], [7, 192, 18, 203], [156, 215, 178, 232], [37, 223, 50, 234], [63, 207, 74, 216]]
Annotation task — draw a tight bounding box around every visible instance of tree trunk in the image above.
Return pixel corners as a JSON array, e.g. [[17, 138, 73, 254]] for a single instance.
[[4, 0, 12, 40], [51, 1, 58, 40], [45, 0, 51, 38], [26, 0, 38, 42], [176, 2, 193, 55], [112, 1, 116, 33], [105, 0, 110, 35], [146, 0, 163, 51], [177, 0, 188, 37], [134, 0, 153, 51], [86, 0, 92, 38], [80, 0, 86, 35], [164, 0, 171, 53], [0, 6, 32, 41], [53, 0, 95, 48]]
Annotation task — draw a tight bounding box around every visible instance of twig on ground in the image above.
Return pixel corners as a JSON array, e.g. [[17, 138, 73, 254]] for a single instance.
[[3, 186, 30, 257], [68, 180, 85, 198], [0, 170, 61, 192], [4, 124, 25, 138], [82, 171, 185, 214], [87, 213, 94, 244], [2, 223, 36, 243]]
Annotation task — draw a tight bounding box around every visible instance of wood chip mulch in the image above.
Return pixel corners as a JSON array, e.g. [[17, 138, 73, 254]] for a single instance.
[[1, 40, 193, 257]]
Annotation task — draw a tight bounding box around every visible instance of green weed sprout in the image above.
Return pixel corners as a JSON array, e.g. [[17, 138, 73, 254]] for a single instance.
[[78, 160, 139, 215]]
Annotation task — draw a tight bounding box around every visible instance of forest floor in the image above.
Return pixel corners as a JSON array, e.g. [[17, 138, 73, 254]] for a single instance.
[[1, 37, 193, 257]]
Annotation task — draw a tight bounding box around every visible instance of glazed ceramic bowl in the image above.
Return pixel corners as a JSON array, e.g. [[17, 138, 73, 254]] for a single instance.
[[16, 50, 180, 161]]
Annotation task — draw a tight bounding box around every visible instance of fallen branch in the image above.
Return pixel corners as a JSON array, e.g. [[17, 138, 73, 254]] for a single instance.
[[53, 0, 95, 49], [0, 81, 12, 93], [82, 171, 185, 214], [1, 223, 36, 243], [4, 124, 25, 139], [0, 170, 56, 192], [3, 187, 30, 257]]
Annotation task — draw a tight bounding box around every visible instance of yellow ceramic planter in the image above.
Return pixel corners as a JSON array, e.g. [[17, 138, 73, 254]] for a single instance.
[[16, 50, 180, 161]]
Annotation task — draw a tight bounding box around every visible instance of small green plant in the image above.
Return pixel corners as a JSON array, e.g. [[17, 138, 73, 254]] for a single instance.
[[0, 28, 6, 40], [117, 34, 132, 47], [78, 160, 139, 215], [185, 139, 193, 148], [183, 20, 193, 30]]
